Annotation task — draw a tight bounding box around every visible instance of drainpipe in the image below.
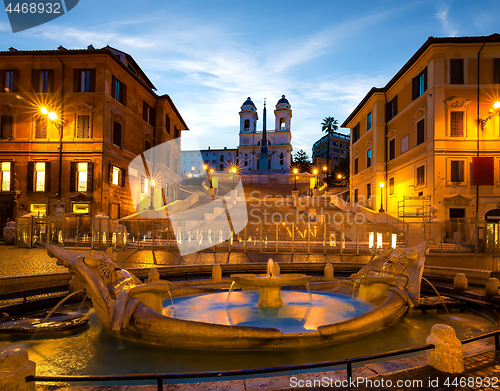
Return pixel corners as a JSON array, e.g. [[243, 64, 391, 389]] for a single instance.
[[476, 41, 487, 220]]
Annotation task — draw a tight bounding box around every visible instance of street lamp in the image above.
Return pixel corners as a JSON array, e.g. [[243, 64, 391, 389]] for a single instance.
[[40, 106, 63, 198], [379, 182, 385, 213], [313, 169, 318, 189], [480, 101, 500, 129], [231, 167, 237, 188], [204, 164, 214, 199], [293, 168, 298, 190], [149, 180, 155, 210], [188, 173, 193, 186]]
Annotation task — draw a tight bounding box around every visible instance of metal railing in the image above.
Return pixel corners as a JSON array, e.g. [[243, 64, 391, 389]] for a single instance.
[[26, 330, 500, 390], [15, 216, 500, 256]]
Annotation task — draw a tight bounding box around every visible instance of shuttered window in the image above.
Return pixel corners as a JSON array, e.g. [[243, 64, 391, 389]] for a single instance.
[[450, 59, 464, 84], [451, 160, 465, 182], [416, 165, 425, 186], [0, 115, 13, 138], [73, 69, 96, 92], [35, 118, 47, 139], [412, 67, 427, 100], [113, 121, 122, 147], [417, 119, 425, 145], [111, 75, 127, 105], [386, 96, 398, 121], [389, 139, 395, 160], [451, 111, 464, 136], [77, 115, 90, 138]]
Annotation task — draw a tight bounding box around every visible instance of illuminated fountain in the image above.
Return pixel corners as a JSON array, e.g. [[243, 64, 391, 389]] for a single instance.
[[46, 242, 432, 350]]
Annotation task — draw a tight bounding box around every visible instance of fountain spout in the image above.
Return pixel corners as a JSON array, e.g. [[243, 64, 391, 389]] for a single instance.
[[267, 258, 274, 278]]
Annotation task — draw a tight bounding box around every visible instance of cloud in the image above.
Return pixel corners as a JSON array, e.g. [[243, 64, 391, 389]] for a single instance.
[[435, 3, 459, 37]]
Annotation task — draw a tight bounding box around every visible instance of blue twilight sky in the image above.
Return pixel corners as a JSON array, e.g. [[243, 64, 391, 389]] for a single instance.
[[1, 0, 499, 156]]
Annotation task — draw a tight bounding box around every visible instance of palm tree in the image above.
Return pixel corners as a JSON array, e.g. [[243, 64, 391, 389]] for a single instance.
[[321, 117, 339, 178]]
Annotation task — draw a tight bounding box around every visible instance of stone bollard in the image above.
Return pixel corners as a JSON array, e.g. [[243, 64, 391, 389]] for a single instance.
[[426, 324, 464, 373], [147, 268, 160, 283], [324, 263, 334, 281], [0, 348, 36, 391], [486, 278, 500, 298], [273, 263, 280, 277], [212, 264, 222, 283], [3, 220, 15, 245], [453, 273, 468, 294]]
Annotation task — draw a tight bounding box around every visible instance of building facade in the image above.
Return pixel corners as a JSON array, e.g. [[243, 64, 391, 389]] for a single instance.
[[181, 147, 238, 175], [0, 45, 188, 228], [342, 34, 500, 225], [238, 96, 292, 172], [312, 132, 350, 169]]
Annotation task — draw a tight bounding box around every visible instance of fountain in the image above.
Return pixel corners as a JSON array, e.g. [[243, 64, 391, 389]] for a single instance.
[[46, 242, 430, 350], [230, 258, 311, 307]]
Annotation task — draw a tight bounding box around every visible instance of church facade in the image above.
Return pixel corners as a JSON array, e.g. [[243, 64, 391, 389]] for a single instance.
[[237, 96, 292, 172]]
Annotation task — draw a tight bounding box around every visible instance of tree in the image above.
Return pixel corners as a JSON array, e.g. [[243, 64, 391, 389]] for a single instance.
[[333, 154, 350, 186], [321, 116, 339, 176], [293, 149, 311, 172]]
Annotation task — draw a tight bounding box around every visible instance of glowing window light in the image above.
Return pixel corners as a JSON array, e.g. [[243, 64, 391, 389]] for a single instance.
[[369, 232, 374, 248]]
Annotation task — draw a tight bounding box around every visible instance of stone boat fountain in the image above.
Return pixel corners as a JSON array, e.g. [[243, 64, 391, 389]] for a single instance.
[[47, 242, 427, 350]]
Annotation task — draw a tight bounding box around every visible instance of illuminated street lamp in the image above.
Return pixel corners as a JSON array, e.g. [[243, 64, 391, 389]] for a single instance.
[[188, 173, 193, 186], [149, 180, 155, 210], [313, 168, 318, 189], [204, 164, 214, 199], [40, 106, 63, 197], [231, 167, 237, 188], [480, 101, 500, 129], [379, 182, 385, 213], [293, 168, 298, 190]]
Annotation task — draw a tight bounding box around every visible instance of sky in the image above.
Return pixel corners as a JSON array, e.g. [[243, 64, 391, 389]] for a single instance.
[[1, 0, 500, 156]]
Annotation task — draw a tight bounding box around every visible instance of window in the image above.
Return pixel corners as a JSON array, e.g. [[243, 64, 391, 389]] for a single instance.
[[495, 58, 500, 84], [143, 102, 155, 125], [451, 160, 465, 183], [219, 163, 223, 171], [111, 75, 127, 105], [450, 111, 464, 136], [334, 149, 338, 153], [173, 188, 177, 201], [113, 121, 122, 147], [389, 177, 394, 195], [367, 112, 372, 130], [280, 117, 285, 129], [354, 158, 358, 175], [32, 70, 53, 93], [109, 165, 125, 186], [244, 160, 248, 166], [3, 70, 16, 92], [77, 115, 90, 138], [450, 59, 464, 84], [354, 189, 358, 203], [389, 139, 395, 160], [386, 96, 398, 121], [412, 67, 427, 99], [35, 118, 47, 139], [70, 162, 93, 192], [110, 203, 120, 219], [72, 203, 90, 215], [1, 162, 12, 191], [244, 119, 250, 130], [353, 123, 360, 142], [417, 119, 425, 145], [141, 177, 150, 194], [367, 149, 372, 168], [220, 155, 224, 162], [165, 114, 171, 134], [35, 162, 46, 191], [401, 134, 409, 154], [416, 165, 425, 186], [73, 69, 96, 92], [0, 115, 13, 138], [367, 183, 371, 199]]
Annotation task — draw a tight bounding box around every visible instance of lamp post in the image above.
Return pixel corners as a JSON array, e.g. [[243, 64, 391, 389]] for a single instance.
[[293, 168, 298, 190], [40, 107, 63, 197], [231, 167, 237, 188], [149, 180, 155, 210], [379, 182, 385, 213], [313, 169, 318, 189], [323, 165, 327, 185], [204, 164, 214, 199], [188, 173, 193, 186]]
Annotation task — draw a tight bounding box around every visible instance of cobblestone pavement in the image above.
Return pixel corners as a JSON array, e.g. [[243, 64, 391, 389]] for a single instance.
[[0, 245, 66, 277]]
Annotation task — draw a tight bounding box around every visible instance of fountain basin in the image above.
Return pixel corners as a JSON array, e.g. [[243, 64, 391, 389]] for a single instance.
[[231, 274, 311, 308]]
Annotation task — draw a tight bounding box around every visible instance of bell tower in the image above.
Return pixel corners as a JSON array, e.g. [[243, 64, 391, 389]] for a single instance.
[[274, 95, 292, 131], [239, 97, 258, 133]]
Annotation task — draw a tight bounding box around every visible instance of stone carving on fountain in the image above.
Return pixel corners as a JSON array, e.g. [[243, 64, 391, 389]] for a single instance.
[[350, 241, 428, 306]]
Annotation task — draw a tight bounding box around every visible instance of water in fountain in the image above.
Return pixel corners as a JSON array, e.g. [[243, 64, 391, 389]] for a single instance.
[[225, 281, 236, 306], [421, 277, 449, 314], [267, 258, 274, 277]]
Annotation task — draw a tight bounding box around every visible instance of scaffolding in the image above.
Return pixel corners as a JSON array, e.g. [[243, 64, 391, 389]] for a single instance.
[[398, 195, 431, 223]]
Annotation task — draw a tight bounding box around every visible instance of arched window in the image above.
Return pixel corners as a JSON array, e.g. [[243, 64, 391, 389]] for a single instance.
[[280, 117, 285, 129], [244, 119, 250, 130]]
